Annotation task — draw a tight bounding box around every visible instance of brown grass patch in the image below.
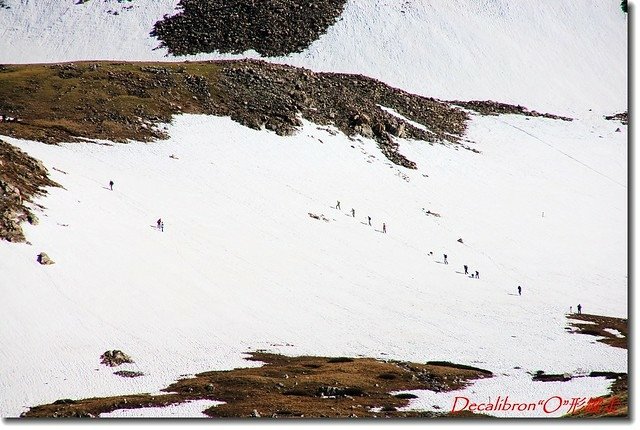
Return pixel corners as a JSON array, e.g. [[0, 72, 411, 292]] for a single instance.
[[21, 352, 492, 418], [566, 313, 627, 350]]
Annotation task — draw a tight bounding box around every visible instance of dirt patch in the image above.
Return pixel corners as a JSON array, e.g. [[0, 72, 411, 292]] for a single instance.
[[566, 313, 627, 350], [152, 0, 347, 57], [0, 139, 59, 242], [22, 352, 492, 418]]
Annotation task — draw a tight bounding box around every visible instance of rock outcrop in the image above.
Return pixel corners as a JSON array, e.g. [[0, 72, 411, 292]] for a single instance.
[[100, 350, 134, 367], [0, 139, 58, 242]]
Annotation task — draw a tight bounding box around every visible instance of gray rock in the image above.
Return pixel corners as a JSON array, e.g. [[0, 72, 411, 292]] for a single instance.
[[37, 252, 54, 265]]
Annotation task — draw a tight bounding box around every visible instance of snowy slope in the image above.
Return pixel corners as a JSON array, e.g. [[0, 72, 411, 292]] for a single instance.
[[0, 0, 627, 114], [0, 112, 627, 417]]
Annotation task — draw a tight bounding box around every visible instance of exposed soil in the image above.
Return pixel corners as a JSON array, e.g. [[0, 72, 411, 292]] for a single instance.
[[560, 313, 628, 418], [604, 112, 628, 125], [151, 0, 348, 57], [21, 352, 492, 418], [0, 139, 59, 242], [566, 313, 627, 350]]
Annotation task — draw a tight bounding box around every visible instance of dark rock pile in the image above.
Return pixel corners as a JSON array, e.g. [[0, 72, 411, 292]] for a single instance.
[[100, 350, 134, 367], [451, 100, 573, 121], [114, 370, 144, 378], [0, 139, 58, 242], [152, 0, 347, 57], [604, 111, 628, 125]]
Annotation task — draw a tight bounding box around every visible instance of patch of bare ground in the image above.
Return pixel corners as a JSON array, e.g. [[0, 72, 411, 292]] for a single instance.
[[0, 139, 59, 242], [566, 313, 627, 350], [560, 313, 627, 418], [21, 352, 492, 418]]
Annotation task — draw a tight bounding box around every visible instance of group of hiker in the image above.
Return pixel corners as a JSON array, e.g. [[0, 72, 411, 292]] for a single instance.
[[336, 200, 386, 233], [108, 179, 164, 232]]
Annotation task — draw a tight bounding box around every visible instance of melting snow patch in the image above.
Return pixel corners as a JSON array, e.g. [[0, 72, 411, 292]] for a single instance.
[[603, 328, 624, 338], [99, 399, 223, 418]]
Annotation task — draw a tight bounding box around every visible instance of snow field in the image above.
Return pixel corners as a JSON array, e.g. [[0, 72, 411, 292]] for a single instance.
[[0, 111, 626, 417]]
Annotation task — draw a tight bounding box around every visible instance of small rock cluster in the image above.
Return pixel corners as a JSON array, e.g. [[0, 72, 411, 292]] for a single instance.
[[604, 111, 628, 125], [100, 350, 134, 367], [152, 0, 348, 57], [451, 100, 573, 121]]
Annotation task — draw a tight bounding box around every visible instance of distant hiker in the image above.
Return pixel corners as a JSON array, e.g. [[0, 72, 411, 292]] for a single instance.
[[475, 270, 479, 279], [157, 218, 162, 230], [351, 208, 355, 217], [443, 254, 448, 264], [570, 306, 573, 313], [517, 286, 522, 296], [577, 304, 582, 314], [109, 180, 114, 191], [161, 221, 164, 232], [464, 265, 468, 275], [367, 216, 371, 226], [336, 200, 341, 210], [429, 251, 433, 256], [382, 223, 387, 233]]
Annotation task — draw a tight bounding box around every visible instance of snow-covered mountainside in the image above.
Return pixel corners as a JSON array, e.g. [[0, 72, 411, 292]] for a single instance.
[[0, 0, 628, 419], [0, 0, 627, 115], [0, 111, 627, 417]]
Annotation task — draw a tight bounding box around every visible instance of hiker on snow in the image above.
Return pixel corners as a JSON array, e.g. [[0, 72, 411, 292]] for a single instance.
[[367, 216, 372, 226], [382, 223, 387, 233], [475, 270, 479, 279], [336, 200, 341, 210], [577, 304, 582, 314], [517, 286, 522, 296], [443, 254, 448, 264], [109, 180, 114, 191], [351, 208, 355, 217], [157, 218, 162, 230], [464, 264, 468, 275]]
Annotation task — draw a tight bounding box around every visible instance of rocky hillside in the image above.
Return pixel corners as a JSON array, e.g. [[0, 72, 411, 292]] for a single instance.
[[0, 139, 58, 242], [0, 60, 572, 173], [0, 60, 470, 170], [151, 0, 348, 57]]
